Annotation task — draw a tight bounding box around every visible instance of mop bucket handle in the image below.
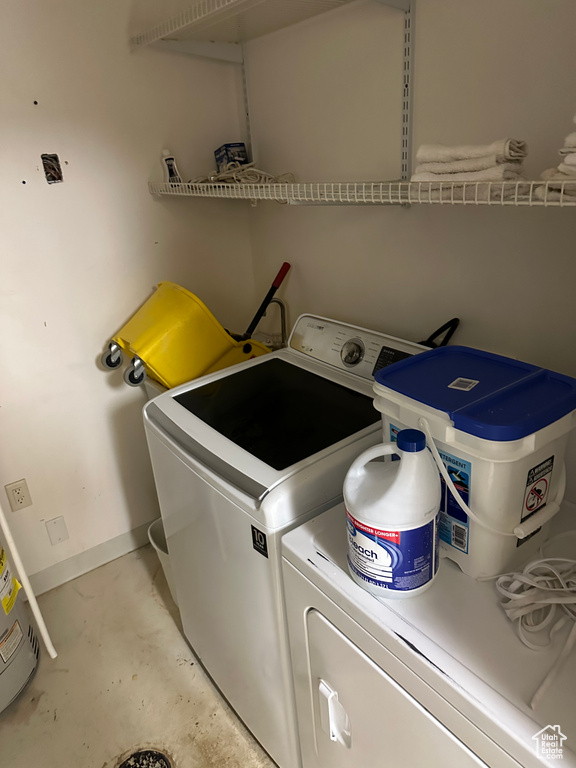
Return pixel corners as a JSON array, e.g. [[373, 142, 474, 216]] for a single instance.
[[243, 262, 291, 339]]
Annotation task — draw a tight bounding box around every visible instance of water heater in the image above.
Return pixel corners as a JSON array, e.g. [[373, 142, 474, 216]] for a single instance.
[[0, 544, 39, 714]]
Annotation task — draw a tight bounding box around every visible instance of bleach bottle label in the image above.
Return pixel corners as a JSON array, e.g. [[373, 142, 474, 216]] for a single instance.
[[346, 511, 439, 593]]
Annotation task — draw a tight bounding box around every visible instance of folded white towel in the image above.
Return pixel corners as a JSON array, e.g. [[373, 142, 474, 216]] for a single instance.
[[535, 184, 576, 201], [538, 168, 576, 197], [415, 139, 527, 164], [557, 162, 576, 176], [541, 166, 576, 180], [411, 164, 524, 183], [411, 182, 531, 203], [563, 131, 576, 148], [560, 152, 576, 166], [534, 188, 576, 201], [414, 154, 522, 174]]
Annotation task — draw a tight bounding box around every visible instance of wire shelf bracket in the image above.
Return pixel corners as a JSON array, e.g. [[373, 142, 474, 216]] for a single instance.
[[132, 1, 372, 51], [149, 39, 244, 63]]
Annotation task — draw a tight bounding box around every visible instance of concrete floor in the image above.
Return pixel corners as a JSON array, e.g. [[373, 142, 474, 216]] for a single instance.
[[0, 545, 277, 768]]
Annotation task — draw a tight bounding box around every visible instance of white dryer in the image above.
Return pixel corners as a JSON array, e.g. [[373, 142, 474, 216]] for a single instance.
[[282, 504, 576, 768], [143, 314, 426, 768]]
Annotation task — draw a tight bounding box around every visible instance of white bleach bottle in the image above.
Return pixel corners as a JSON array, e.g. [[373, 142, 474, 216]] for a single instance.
[[344, 428, 441, 599]]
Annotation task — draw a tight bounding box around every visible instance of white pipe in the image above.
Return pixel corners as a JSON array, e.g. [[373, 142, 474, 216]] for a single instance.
[[0, 500, 57, 658], [418, 417, 567, 540], [418, 417, 517, 538]]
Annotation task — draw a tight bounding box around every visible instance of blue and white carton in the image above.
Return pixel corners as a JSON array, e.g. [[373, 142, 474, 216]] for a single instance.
[[373, 346, 576, 578], [214, 142, 249, 172]]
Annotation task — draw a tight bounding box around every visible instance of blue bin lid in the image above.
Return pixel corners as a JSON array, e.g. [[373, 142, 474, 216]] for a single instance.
[[374, 346, 576, 441]]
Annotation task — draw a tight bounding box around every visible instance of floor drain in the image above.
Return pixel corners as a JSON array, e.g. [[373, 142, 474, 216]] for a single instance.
[[118, 750, 172, 768]]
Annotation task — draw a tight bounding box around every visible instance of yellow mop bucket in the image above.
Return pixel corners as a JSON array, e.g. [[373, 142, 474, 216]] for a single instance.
[[102, 264, 290, 388]]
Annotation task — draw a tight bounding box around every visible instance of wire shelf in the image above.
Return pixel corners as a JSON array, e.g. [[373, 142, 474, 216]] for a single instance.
[[131, 0, 353, 47], [148, 180, 576, 207]]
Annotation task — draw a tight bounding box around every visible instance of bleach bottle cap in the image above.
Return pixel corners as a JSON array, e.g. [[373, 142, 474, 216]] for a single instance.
[[396, 428, 426, 452]]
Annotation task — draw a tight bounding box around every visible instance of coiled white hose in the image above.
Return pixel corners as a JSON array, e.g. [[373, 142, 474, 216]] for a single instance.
[[417, 417, 566, 539], [191, 161, 296, 185], [417, 417, 518, 537], [492, 535, 576, 709]]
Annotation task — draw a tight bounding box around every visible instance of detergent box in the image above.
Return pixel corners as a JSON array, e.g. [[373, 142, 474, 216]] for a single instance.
[[214, 143, 249, 172], [373, 346, 576, 578]]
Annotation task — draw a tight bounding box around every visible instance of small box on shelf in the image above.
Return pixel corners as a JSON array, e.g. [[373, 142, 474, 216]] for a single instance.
[[214, 142, 249, 172]]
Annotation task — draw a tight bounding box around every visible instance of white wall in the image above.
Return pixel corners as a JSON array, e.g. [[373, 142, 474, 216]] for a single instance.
[[245, 0, 576, 373], [2, 0, 575, 586], [244, 0, 576, 499], [0, 0, 255, 583]]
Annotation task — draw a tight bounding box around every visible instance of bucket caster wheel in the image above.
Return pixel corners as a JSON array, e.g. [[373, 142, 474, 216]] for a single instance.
[[124, 357, 146, 387], [102, 342, 123, 369]]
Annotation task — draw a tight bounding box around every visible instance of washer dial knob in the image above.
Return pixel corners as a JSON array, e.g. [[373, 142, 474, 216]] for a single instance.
[[341, 338, 365, 367]]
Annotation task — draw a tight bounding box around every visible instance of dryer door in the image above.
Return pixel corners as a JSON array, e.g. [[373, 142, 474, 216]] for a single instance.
[[305, 610, 489, 768]]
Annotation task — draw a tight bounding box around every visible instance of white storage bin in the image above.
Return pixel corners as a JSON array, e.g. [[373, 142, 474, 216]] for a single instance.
[[373, 346, 576, 578]]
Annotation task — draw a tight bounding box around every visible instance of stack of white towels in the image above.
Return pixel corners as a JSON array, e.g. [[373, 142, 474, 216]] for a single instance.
[[538, 123, 576, 200], [411, 139, 527, 184]]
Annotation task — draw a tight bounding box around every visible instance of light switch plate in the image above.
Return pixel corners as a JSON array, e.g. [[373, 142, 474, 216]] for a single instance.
[[46, 516, 69, 546]]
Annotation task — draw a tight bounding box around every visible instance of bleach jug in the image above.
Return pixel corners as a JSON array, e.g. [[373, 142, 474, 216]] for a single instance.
[[344, 428, 441, 599]]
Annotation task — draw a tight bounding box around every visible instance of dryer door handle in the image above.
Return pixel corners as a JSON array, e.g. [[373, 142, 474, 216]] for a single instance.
[[318, 679, 352, 748]]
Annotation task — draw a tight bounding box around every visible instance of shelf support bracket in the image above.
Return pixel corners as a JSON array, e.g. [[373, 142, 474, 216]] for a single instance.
[[240, 46, 254, 163], [372, 0, 413, 179], [151, 39, 244, 64], [400, 2, 414, 180]]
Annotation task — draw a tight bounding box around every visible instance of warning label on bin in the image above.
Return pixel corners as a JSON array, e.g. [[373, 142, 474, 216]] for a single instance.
[[522, 456, 554, 521]]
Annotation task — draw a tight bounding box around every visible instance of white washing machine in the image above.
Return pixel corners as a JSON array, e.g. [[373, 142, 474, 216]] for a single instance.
[[142, 314, 426, 768], [282, 503, 576, 768]]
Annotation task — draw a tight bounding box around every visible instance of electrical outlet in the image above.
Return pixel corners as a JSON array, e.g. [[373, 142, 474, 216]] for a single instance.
[[4, 479, 32, 511]]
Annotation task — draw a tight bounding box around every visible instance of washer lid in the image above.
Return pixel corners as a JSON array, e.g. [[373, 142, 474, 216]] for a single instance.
[[144, 353, 381, 500], [374, 346, 576, 441], [173, 357, 379, 472]]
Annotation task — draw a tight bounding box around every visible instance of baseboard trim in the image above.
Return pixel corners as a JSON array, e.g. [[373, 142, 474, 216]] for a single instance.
[[29, 521, 153, 596], [27, 501, 575, 598]]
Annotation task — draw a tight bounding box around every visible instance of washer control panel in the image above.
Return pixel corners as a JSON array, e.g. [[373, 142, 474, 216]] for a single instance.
[[340, 338, 365, 367], [289, 315, 428, 380]]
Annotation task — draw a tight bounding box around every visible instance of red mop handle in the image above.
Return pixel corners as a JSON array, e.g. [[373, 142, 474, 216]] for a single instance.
[[272, 261, 291, 289], [244, 262, 291, 339]]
